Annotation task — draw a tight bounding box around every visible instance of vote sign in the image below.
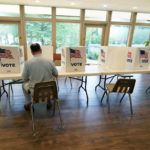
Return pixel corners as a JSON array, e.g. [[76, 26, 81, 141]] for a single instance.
[[61, 47, 86, 72], [0, 46, 24, 73]]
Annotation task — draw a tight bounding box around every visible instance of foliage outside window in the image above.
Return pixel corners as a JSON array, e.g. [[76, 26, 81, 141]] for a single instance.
[[86, 27, 102, 61], [56, 8, 80, 20], [136, 13, 150, 23], [0, 24, 19, 46], [25, 6, 51, 18], [85, 10, 106, 21], [109, 25, 129, 46], [132, 26, 150, 47], [26, 22, 52, 45], [111, 11, 131, 22], [0, 5, 19, 17], [56, 23, 80, 53]]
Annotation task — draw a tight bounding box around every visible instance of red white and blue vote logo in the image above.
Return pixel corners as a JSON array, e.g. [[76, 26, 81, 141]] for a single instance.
[[70, 48, 82, 59], [140, 50, 148, 63], [127, 51, 132, 63], [0, 48, 15, 68], [0, 48, 14, 59], [70, 48, 82, 67], [101, 49, 105, 62]]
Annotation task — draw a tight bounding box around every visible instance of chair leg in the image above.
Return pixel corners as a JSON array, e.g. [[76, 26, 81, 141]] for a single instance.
[[56, 99, 64, 128], [128, 94, 133, 115], [30, 103, 36, 136], [120, 93, 126, 103], [107, 93, 110, 113], [53, 100, 56, 116], [101, 91, 106, 103]]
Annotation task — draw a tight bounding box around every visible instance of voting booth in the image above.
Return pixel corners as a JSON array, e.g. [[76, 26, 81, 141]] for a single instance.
[[99, 46, 127, 70], [99, 46, 150, 70], [61, 46, 86, 72], [0, 46, 24, 73], [126, 47, 150, 69], [27, 46, 53, 61]]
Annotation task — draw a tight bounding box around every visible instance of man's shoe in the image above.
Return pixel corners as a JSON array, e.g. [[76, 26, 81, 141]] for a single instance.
[[24, 104, 34, 112], [24, 104, 30, 111], [47, 102, 52, 110]]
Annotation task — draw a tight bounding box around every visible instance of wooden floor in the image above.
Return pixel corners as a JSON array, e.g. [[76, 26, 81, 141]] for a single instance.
[[0, 74, 150, 150]]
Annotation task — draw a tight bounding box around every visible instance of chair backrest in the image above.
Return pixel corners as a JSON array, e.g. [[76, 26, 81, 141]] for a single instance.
[[33, 81, 58, 103], [112, 79, 136, 93]]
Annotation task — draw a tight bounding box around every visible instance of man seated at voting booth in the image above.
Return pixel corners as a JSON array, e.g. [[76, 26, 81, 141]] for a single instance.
[[22, 43, 58, 111]]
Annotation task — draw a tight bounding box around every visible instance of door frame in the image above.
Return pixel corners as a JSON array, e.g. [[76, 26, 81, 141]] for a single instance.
[[83, 24, 106, 64], [82, 24, 106, 46]]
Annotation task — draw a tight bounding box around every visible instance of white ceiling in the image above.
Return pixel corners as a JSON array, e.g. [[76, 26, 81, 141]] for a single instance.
[[0, 0, 150, 13]]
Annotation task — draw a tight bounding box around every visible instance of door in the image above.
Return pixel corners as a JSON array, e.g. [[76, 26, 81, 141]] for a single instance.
[[85, 25, 105, 64]]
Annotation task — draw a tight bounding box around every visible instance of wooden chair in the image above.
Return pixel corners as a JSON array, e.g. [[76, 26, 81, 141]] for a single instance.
[[30, 81, 63, 136], [101, 79, 136, 115]]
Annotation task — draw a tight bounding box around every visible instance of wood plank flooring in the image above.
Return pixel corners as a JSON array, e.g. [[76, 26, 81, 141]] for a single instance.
[[0, 74, 150, 150]]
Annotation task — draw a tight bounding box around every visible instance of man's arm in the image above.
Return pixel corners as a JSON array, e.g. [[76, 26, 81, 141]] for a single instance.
[[50, 61, 58, 77], [22, 62, 30, 82], [24, 79, 29, 82]]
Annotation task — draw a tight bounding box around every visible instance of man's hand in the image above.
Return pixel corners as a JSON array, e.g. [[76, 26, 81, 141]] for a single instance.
[[24, 79, 29, 82]]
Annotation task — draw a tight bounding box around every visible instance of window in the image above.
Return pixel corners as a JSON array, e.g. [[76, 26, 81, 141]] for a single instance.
[[109, 25, 130, 46], [0, 4, 19, 17], [132, 26, 150, 47], [25, 6, 51, 18], [56, 23, 80, 53], [26, 22, 52, 45], [0, 24, 19, 46], [136, 13, 150, 23], [111, 11, 131, 22], [85, 27, 103, 62], [56, 8, 80, 20], [85, 10, 106, 21]]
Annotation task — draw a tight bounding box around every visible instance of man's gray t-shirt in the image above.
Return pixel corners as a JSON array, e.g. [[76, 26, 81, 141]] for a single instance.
[[22, 54, 58, 89]]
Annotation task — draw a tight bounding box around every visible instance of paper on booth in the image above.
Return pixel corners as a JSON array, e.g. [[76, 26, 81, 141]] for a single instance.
[[0, 46, 24, 73], [19, 46, 24, 72], [61, 47, 86, 72]]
